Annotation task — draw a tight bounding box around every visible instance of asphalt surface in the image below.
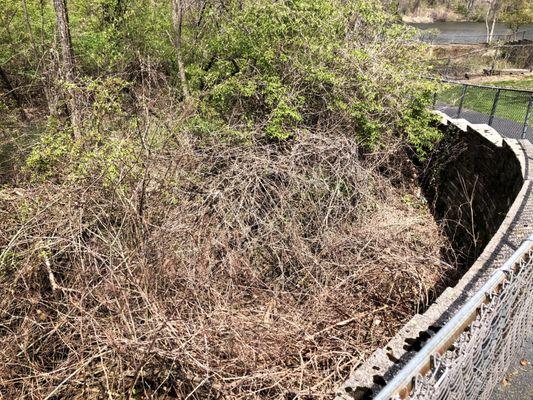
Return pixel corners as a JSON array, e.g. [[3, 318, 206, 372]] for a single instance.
[[491, 330, 533, 400]]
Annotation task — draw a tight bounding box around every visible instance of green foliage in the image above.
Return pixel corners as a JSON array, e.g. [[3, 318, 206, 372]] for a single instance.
[[80, 76, 129, 132], [2, 0, 442, 163], [25, 122, 141, 188], [24, 120, 74, 181], [400, 102, 442, 159], [25, 77, 140, 188], [455, 3, 469, 17], [0, 249, 20, 279], [181, 0, 440, 150], [503, 0, 533, 32], [71, 0, 174, 71], [399, 81, 443, 158], [74, 132, 140, 188]]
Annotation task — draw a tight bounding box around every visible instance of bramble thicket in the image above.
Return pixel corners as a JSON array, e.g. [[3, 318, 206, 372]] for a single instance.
[[0, 1, 453, 399]]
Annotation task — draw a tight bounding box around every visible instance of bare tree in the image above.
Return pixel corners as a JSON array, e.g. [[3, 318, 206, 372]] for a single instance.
[[53, 0, 81, 137], [172, 0, 190, 101], [22, 0, 57, 117], [411, 0, 422, 14], [466, 0, 477, 15], [485, 0, 502, 44]]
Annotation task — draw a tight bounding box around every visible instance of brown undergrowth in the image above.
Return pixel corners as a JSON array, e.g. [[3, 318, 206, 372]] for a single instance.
[[0, 121, 454, 399]]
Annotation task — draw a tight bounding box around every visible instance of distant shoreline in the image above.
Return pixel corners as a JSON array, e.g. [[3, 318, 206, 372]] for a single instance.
[[400, 6, 473, 24], [402, 15, 469, 24]]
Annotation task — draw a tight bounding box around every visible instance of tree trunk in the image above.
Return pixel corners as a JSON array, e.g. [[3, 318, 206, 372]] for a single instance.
[[38, 0, 59, 115], [172, 0, 190, 101], [53, 0, 81, 137], [412, 0, 422, 14], [489, 13, 497, 43], [23, 0, 54, 116], [485, 3, 492, 43], [485, 0, 500, 44], [466, 0, 476, 15]]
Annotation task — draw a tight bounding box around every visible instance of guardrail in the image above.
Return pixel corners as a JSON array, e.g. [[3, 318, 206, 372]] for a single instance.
[[433, 80, 533, 140], [374, 234, 533, 400]]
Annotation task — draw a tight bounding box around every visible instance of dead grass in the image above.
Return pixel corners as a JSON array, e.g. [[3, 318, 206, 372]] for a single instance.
[[0, 124, 454, 399]]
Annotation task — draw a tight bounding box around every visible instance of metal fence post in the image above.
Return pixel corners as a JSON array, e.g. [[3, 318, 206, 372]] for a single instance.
[[433, 92, 437, 109], [522, 95, 533, 139], [456, 84, 467, 118], [488, 89, 500, 126]]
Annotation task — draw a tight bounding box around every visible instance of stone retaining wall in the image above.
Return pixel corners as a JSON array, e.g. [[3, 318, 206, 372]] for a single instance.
[[422, 114, 523, 267], [336, 112, 533, 400]]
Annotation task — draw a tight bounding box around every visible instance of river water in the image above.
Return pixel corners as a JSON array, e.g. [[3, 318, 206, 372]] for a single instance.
[[409, 22, 533, 44]]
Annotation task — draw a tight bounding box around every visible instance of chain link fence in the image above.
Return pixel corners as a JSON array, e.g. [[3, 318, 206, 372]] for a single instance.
[[373, 235, 533, 400], [418, 29, 533, 45], [433, 81, 533, 141], [428, 43, 533, 79]]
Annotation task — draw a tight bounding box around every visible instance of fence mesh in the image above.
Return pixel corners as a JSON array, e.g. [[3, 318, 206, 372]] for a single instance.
[[428, 43, 533, 78], [435, 82, 533, 141], [418, 29, 533, 45], [492, 90, 532, 140], [405, 247, 533, 400], [461, 85, 496, 124]]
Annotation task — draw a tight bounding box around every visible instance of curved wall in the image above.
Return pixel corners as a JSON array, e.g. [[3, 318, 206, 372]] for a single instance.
[[336, 112, 533, 400], [422, 114, 523, 267]]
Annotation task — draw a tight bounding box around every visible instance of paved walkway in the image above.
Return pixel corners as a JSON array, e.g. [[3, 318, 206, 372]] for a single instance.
[[484, 138, 533, 400], [436, 105, 533, 142], [491, 330, 533, 400]]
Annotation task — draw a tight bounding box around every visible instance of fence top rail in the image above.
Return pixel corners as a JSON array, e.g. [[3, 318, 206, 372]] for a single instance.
[[440, 79, 533, 94], [373, 234, 533, 400]]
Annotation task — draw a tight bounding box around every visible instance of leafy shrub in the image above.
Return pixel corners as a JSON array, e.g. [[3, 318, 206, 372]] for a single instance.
[[181, 0, 441, 151], [2, 0, 440, 154], [25, 121, 74, 181], [25, 77, 140, 187]]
